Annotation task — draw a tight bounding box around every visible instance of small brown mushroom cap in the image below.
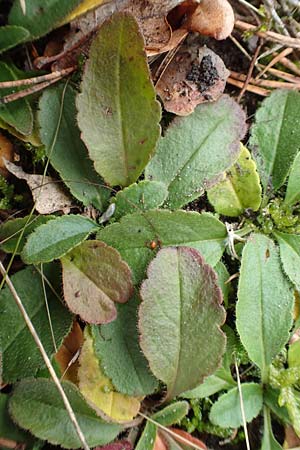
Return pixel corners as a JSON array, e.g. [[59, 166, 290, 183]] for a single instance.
[[185, 0, 235, 40]]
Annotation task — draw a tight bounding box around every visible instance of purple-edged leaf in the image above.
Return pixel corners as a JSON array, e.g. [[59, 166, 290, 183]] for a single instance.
[[61, 240, 133, 324], [77, 13, 161, 187], [139, 247, 226, 400], [94, 442, 133, 450]]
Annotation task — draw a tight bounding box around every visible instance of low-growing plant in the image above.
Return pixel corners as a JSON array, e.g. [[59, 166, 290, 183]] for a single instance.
[[1, 10, 300, 450]]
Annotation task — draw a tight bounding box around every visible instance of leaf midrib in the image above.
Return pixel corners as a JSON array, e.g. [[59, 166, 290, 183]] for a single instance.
[[167, 117, 225, 192]]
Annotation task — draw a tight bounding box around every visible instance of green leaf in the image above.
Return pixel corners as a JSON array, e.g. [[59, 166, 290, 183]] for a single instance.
[[92, 296, 158, 396], [289, 340, 300, 368], [285, 152, 300, 206], [97, 210, 227, 284], [77, 13, 161, 187], [182, 327, 236, 398], [139, 247, 226, 400], [214, 261, 231, 308], [21, 215, 98, 264], [264, 388, 291, 424], [209, 383, 263, 428], [0, 25, 30, 54], [135, 422, 156, 450], [274, 231, 300, 289], [0, 215, 55, 254], [0, 62, 33, 135], [182, 369, 235, 399], [145, 95, 246, 209], [0, 264, 72, 383], [236, 234, 294, 380], [38, 84, 109, 210], [250, 90, 300, 192], [151, 401, 189, 426], [61, 240, 133, 324], [9, 378, 121, 448], [113, 180, 168, 220], [261, 407, 283, 450], [8, 0, 82, 39], [0, 393, 32, 444], [207, 144, 261, 216]]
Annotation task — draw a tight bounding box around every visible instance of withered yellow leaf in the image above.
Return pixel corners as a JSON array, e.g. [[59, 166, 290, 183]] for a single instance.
[[78, 328, 141, 422], [62, 0, 111, 23]]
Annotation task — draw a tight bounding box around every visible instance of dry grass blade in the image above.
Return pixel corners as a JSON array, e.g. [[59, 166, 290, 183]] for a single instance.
[[0, 260, 91, 450], [0, 68, 75, 89], [237, 41, 263, 102], [255, 47, 293, 79], [234, 356, 251, 450], [227, 77, 270, 96], [235, 20, 300, 48], [231, 70, 300, 89], [0, 69, 75, 104], [19, 0, 26, 14]]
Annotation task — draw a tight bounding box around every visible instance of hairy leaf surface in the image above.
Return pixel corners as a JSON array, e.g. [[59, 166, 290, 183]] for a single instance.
[[0, 214, 55, 254], [0, 264, 72, 383], [77, 13, 161, 187], [62, 240, 133, 324], [92, 296, 158, 396], [98, 210, 227, 284], [250, 90, 300, 192], [113, 181, 168, 220], [151, 401, 189, 426], [145, 95, 246, 209], [236, 234, 294, 379], [274, 231, 300, 289], [9, 378, 121, 448], [209, 383, 263, 428], [139, 247, 226, 400], [21, 215, 98, 264], [0, 393, 32, 444], [39, 84, 109, 210]]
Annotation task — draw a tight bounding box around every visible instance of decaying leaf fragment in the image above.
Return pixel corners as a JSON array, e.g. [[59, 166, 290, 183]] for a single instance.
[[3, 159, 73, 214], [156, 41, 230, 116]]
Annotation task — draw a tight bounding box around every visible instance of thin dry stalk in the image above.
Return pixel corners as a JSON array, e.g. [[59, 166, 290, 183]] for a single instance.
[[261, 66, 300, 83], [255, 47, 293, 79], [0, 261, 91, 450], [238, 40, 263, 102], [0, 68, 75, 104], [235, 20, 300, 48], [0, 67, 75, 89], [275, 54, 300, 76], [235, 357, 251, 450], [227, 77, 270, 96], [231, 70, 300, 88]]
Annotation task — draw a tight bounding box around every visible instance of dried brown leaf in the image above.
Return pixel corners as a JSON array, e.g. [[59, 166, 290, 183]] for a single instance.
[[156, 41, 229, 115], [0, 133, 14, 177], [3, 159, 73, 214]]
